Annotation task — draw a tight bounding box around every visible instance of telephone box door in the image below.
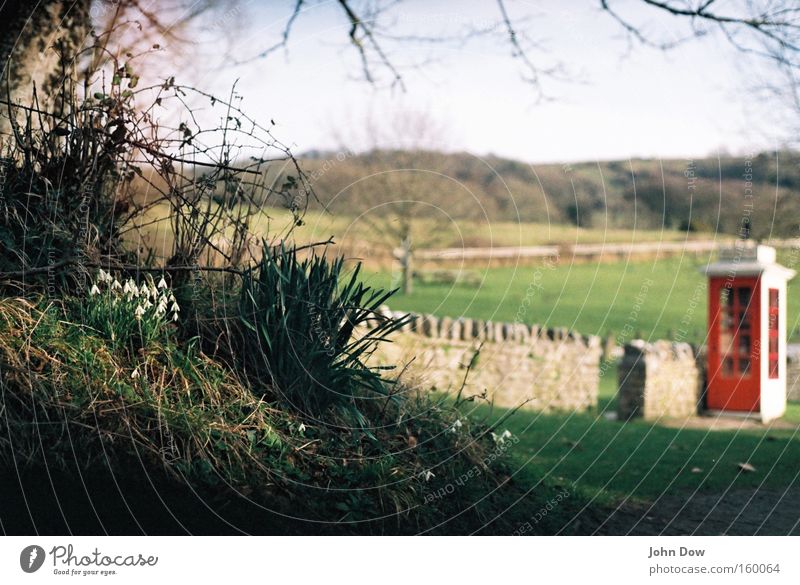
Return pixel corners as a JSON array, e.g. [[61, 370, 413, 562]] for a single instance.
[[707, 277, 761, 412]]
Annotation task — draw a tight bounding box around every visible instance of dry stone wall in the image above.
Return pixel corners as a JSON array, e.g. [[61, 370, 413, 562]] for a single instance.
[[373, 309, 602, 413], [617, 340, 703, 420]]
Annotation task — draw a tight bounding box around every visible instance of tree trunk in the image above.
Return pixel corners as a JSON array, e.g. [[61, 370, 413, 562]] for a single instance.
[[400, 235, 413, 295], [0, 1, 91, 137]]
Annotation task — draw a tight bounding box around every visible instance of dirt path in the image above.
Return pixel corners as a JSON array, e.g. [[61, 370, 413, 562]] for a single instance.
[[584, 488, 800, 535]]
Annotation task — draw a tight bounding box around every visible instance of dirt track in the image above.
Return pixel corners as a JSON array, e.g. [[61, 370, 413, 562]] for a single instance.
[[585, 488, 800, 535]]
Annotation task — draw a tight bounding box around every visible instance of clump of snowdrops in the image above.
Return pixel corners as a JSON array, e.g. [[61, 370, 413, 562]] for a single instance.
[[81, 269, 180, 350]]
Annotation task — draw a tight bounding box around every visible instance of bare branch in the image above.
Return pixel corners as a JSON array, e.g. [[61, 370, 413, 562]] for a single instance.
[[496, 0, 565, 101], [335, 0, 405, 90], [602, 0, 800, 58], [235, 0, 306, 64]]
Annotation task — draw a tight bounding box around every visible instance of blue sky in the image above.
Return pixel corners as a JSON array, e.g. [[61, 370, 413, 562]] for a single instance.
[[191, 0, 785, 163]]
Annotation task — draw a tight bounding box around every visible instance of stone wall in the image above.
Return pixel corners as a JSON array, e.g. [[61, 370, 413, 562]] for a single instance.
[[617, 340, 703, 420], [374, 310, 602, 413]]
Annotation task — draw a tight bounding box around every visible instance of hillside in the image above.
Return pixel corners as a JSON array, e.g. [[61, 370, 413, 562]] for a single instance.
[[295, 150, 800, 240]]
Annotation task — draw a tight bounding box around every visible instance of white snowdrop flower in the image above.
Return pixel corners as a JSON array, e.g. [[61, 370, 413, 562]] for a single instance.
[[298, 423, 306, 433], [98, 269, 112, 283], [131, 367, 140, 379], [421, 470, 435, 482], [171, 301, 180, 313], [89, 284, 101, 296], [142, 299, 153, 310], [139, 283, 150, 297], [492, 430, 513, 445], [123, 280, 135, 296], [450, 419, 463, 432], [157, 276, 167, 289], [111, 279, 122, 291], [134, 305, 146, 320], [172, 312, 179, 322]]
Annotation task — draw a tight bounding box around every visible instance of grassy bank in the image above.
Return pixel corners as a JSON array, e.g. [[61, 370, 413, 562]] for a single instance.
[[0, 295, 593, 535]]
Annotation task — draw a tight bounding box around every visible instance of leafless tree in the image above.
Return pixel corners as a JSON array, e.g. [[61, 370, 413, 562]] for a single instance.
[[330, 108, 454, 294], [600, 1, 800, 121]]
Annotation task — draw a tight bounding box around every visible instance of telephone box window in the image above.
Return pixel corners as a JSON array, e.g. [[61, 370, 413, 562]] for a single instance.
[[769, 288, 779, 379], [718, 284, 753, 378]]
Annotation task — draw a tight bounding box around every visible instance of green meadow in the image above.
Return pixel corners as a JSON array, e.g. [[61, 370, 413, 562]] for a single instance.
[[469, 377, 800, 506], [365, 254, 800, 344]]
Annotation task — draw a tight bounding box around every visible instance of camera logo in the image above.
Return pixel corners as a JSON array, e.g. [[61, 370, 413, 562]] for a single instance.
[[20, 545, 46, 573]]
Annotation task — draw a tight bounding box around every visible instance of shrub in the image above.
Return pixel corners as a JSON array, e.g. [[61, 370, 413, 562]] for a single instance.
[[237, 245, 408, 420]]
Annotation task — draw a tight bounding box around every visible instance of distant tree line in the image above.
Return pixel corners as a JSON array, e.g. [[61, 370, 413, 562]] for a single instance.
[[295, 149, 800, 240]]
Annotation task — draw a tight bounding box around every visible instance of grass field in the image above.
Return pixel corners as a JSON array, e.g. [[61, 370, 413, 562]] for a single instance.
[[259, 207, 715, 249], [139, 205, 708, 265], [466, 371, 800, 505], [136, 203, 800, 343], [365, 254, 800, 344]]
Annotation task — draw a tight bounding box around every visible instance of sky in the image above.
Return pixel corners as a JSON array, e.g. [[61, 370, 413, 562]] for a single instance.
[[187, 0, 788, 164]]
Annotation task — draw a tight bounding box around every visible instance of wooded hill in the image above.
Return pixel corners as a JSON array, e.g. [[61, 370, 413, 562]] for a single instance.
[[295, 150, 800, 240]]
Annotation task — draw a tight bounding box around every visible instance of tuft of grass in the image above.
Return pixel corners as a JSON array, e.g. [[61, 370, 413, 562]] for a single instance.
[[237, 245, 409, 422]]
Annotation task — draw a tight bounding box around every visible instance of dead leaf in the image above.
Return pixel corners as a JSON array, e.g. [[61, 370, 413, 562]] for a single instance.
[[691, 467, 703, 473], [737, 462, 757, 473]]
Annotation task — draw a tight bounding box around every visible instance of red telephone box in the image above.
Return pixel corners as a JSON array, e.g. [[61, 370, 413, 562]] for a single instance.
[[703, 244, 795, 422]]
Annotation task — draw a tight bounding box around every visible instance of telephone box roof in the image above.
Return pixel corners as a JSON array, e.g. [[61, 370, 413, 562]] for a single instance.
[[701, 243, 796, 280]]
